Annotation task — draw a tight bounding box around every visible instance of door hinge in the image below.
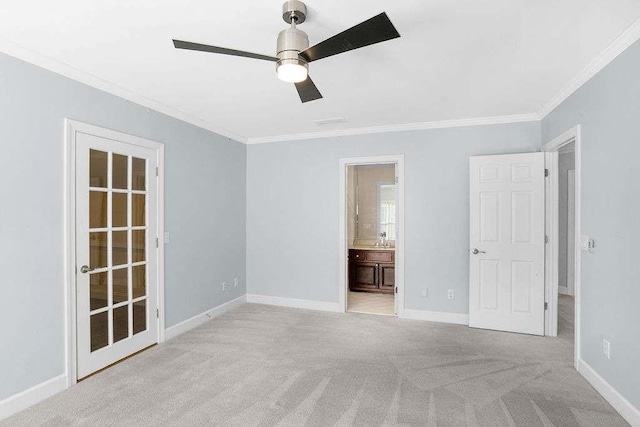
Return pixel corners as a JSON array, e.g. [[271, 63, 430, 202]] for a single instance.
[[156, 308, 160, 318], [544, 168, 549, 177], [545, 235, 549, 244], [395, 286, 398, 294], [544, 302, 548, 310], [156, 166, 159, 177], [156, 237, 159, 248]]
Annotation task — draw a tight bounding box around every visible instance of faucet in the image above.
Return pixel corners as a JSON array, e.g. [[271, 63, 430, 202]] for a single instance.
[[380, 231, 387, 247]]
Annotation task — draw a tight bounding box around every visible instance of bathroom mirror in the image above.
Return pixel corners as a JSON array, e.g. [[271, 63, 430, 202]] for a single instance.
[[347, 164, 396, 246], [378, 183, 397, 240]]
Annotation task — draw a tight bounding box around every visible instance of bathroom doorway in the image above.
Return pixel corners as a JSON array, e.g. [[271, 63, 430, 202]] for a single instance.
[[338, 156, 405, 317]]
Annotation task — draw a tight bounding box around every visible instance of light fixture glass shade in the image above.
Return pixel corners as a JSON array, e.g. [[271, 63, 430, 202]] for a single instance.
[[277, 62, 308, 83]]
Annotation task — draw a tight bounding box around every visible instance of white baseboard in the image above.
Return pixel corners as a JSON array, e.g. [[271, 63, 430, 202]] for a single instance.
[[0, 374, 67, 421], [578, 358, 640, 426], [558, 286, 571, 295], [246, 294, 342, 313], [165, 295, 246, 340], [399, 308, 469, 325]]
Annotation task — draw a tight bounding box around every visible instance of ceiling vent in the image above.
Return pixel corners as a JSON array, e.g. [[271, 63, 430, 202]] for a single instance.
[[313, 117, 348, 126]]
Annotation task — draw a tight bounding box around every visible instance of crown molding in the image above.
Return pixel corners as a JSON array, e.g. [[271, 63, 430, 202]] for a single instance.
[[538, 17, 640, 119], [246, 113, 541, 144], [0, 36, 247, 144]]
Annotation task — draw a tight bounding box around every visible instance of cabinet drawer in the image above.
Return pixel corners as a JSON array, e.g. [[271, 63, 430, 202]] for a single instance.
[[366, 251, 394, 263], [350, 250, 367, 261]]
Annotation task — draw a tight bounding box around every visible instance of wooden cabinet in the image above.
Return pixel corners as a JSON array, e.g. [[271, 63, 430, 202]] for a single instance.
[[349, 249, 395, 294], [379, 264, 395, 292]]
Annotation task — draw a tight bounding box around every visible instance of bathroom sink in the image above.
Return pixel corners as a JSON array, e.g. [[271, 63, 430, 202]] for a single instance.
[[350, 245, 395, 251]]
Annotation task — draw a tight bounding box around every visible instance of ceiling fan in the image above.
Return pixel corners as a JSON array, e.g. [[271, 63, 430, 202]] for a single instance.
[[172, 0, 400, 103]]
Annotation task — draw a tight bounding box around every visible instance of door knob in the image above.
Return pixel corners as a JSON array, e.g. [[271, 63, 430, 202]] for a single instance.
[[471, 248, 486, 255], [80, 265, 95, 274]]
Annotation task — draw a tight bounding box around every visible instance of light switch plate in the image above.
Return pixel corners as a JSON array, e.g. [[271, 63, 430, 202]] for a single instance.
[[580, 235, 590, 251]]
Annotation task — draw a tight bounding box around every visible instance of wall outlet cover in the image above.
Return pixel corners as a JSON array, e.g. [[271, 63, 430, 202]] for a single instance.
[[447, 289, 455, 300]]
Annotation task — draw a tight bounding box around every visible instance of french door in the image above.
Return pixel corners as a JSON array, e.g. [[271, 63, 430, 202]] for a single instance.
[[469, 153, 545, 335], [75, 131, 159, 379]]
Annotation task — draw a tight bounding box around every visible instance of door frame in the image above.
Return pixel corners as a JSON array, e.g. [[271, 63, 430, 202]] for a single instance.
[[542, 125, 581, 368], [338, 155, 405, 315], [63, 119, 165, 387]]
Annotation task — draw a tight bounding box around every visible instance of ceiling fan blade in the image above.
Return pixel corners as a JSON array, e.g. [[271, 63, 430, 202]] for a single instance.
[[295, 76, 323, 103], [299, 12, 400, 63], [172, 39, 277, 62]]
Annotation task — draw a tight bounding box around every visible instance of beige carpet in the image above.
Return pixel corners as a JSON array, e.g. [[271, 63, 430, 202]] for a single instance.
[[2, 297, 627, 426], [347, 291, 395, 316]]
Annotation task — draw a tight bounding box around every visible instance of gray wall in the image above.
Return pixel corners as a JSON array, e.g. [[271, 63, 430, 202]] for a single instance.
[[246, 123, 540, 311], [542, 40, 640, 409], [558, 149, 575, 293], [0, 52, 246, 401]]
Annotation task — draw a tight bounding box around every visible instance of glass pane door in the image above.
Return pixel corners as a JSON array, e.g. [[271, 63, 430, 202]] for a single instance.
[[88, 149, 149, 352], [76, 131, 158, 379]]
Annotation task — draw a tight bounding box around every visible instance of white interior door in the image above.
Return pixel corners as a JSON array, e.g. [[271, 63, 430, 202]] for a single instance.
[[76, 131, 159, 379], [469, 153, 545, 335]]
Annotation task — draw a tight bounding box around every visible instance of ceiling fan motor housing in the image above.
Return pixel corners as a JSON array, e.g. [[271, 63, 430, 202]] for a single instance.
[[276, 26, 309, 71]]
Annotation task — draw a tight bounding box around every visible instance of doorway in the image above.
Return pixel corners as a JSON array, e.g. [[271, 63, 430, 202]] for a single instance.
[[338, 156, 405, 317], [543, 125, 581, 367], [557, 143, 576, 337], [65, 120, 165, 383]]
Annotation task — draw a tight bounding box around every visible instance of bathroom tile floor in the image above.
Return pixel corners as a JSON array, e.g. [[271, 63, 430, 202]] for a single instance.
[[347, 290, 395, 316]]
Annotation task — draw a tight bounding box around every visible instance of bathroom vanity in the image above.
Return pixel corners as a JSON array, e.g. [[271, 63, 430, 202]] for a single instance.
[[348, 248, 395, 294]]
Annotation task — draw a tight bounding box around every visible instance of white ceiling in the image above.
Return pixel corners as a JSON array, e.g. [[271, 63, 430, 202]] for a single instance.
[[1, 1, 640, 142]]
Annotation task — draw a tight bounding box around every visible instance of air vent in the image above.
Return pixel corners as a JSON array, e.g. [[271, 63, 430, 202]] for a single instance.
[[313, 117, 348, 126]]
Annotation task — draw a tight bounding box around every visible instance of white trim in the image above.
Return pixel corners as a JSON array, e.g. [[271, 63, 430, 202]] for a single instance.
[[246, 294, 342, 313], [64, 119, 166, 385], [578, 359, 640, 426], [538, 17, 640, 118], [399, 309, 469, 325], [558, 286, 570, 296], [247, 114, 540, 144], [157, 146, 166, 343], [542, 125, 581, 369], [165, 295, 247, 340], [63, 120, 76, 389], [0, 36, 246, 144], [338, 155, 405, 316], [0, 374, 67, 421]]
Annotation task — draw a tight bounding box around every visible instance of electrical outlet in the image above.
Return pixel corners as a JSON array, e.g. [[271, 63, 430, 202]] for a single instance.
[[234, 277, 239, 287], [603, 339, 611, 359], [222, 282, 227, 291], [447, 289, 455, 300], [164, 232, 170, 244], [421, 289, 428, 298]]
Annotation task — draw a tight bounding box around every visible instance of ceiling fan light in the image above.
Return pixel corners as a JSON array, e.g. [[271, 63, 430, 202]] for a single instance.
[[277, 61, 308, 83]]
